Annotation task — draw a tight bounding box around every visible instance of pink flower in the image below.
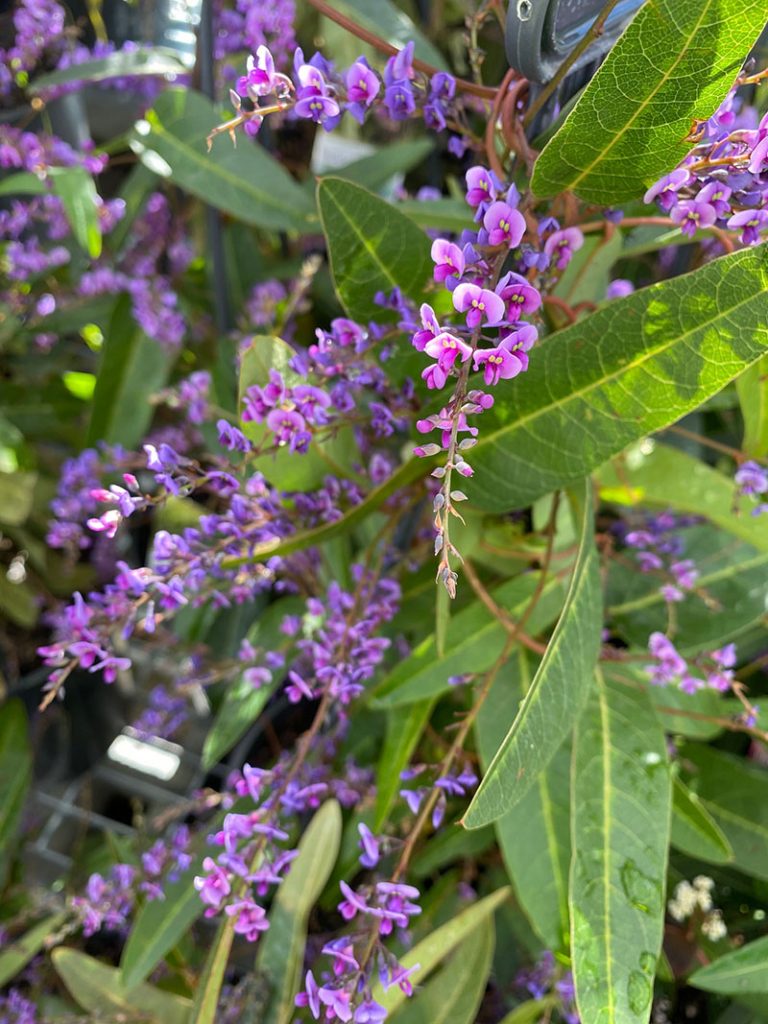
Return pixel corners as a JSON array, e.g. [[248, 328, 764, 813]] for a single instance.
[[544, 227, 584, 270], [424, 331, 472, 371], [452, 282, 505, 328], [411, 303, 441, 350], [496, 271, 541, 320], [473, 345, 524, 386], [483, 201, 525, 248], [430, 238, 465, 284]]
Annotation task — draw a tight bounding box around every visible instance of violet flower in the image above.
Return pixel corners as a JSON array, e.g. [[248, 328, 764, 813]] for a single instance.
[[452, 283, 505, 328]]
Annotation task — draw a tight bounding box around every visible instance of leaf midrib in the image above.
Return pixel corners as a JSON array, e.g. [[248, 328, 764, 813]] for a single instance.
[[559, 0, 713, 191], [475, 273, 767, 458], [320, 182, 403, 295]]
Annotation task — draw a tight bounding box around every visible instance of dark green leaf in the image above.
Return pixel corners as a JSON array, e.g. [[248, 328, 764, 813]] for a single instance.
[[681, 744, 768, 882], [0, 471, 36, 526], [570, 672, 671, 1024], [31, 47, 187, 90], [256, 801, 342, 1024], [373, 572, 563, 707], [554, 232, 623, 307], [388, 921, 494, 1024], [52, 948, 192, 1024], [0, 700, 32, 888], [328, 139, 433, 192], [87, 295, 173, 448], [0, 173, 46, 197], [317, 177, 431, 323], [469, 247, 768, 512], [120, 868, 205, 989], [690, 935, 768, 995], [131, 89, 315, 232], [396, 198, 474, 233], [531, 0, 767, 203], [671, 776, 733, 865], [476, 647, 571, 949], [464, 483, 601, 827]]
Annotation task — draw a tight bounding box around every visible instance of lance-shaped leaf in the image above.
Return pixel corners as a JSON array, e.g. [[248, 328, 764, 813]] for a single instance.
[[0, 913, 67, 988], [388, 921, 495, 1024], [0, 700, 32, 888], [317, 176, 431, 323], [570, 672, 672, 1024], [468, 247, 768, 513], [463, 483, 601, 828], [256, 801, 342, 1024], [689, 935, 768, 996], [476, 647, 571, 949], [50, 167, 102, 258], [375, 698, 436, 830], [130, 88, 315, 232], [671, 777, 733, 865], [531, 0, 767, 203], [680, 744, 768, 882], [371, 888, 509, 1015], [53, 948, 192, 1024], [31, 46, 188, 90], [328, 0, 447, 69]]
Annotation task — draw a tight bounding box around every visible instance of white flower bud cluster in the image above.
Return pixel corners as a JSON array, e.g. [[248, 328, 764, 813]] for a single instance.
[[667, 876, 727, 940]]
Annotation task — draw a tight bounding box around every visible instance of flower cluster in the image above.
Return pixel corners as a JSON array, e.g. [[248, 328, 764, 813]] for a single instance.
[[644, 88, 768, 246], [71, 827, 190, 935], [516, 951, 579, 1024], [400, 763, 478, 829], [645, 633, 742, 698], [621, 512, 701, 602], [214, 0, 297, 71], [0, 988, 38, 1024], [220, 41, 464, 147], [0, 0, 67, 101], [668, 876, 727, 941]]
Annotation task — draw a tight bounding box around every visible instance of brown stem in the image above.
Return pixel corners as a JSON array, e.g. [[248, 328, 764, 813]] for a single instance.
[[304, 0, 499, 99]]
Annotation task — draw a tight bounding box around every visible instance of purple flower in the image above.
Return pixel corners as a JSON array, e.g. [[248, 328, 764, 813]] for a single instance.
[[265, 408, 310, 452], [727, 209, 768, 246], [194, 857, 231, 911], [424, 331, 473, 372], [465, 166, 497, 207], [345, 59, 379, 122], [355, 1000, 388, 1023], [496, 271, 541, 320], [748, 133, 768, 175], [384, 81, 416, 120], [473, 344, 524, 386], [358, 823, 380, 868], [698, 180, 732, 218], [452, 283, 505, 328], [295, 970, 321, 1018], [412, 303, 441, 351], [606, 278, 635, 299], [483, 201, 525, 248], [421, 363, 448, 390], [384, 41, 415, 85], [238, 45, 278, 98], [543, 227, 584, 270], [431, 238, 465, 285], [338, 880, 371, 920], [225, 897, 269, 940], [644, 169, 690, 211], [670, 199, 717, 237], [319, 986, 352, 1022], [735, 460, 768, 496]]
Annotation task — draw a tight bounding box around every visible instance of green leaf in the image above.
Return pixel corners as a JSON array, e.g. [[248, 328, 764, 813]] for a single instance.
[[597, 444, 768, 553], [256, 801, 342, 1024], [202, 675, 278, 770], [0, 913, 67, 988], [737, 356, 768, 458], [0, 173, 46, 198], [374, 698, 435, 830], [570, 672, 671, 1024], [531, 0, 767, 203], [130, 89, 315, 232], [607, 525, 768, 651], [0, 471, 36, 526], [373, 572, 564, 707], [317, 177, 431, 323], [499, 1000, 558, 1024], [371, 888, 510, 1015], [0, 699, 32, 888], [690, 935, 768, 995], [238, 335, 355, 490], [388, 921, 494, 1024], [49, 167, 102, 258], [681, 744, 768, 882], [87, 295, 173, 448], [52, 948, 192, 1024], [0, 573, 37, 628], [464, 483, 601, 828], [476, 648, 571, 949], [328, 0, 447, 69], [328, 139, 433, 192], [554, 232, 623, 307], [396, 198, 474, 234], [671, 777, 733, 865], [468, 247, 768, 512], [120, 868, 205, 990], [30, 46, 187, 90]]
